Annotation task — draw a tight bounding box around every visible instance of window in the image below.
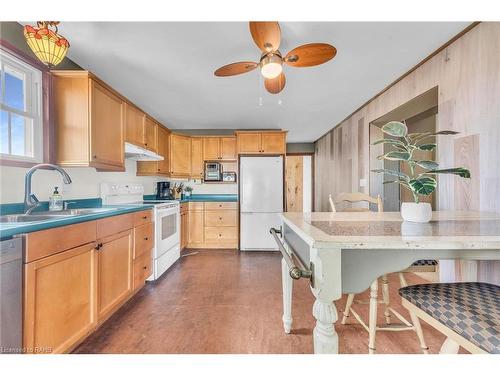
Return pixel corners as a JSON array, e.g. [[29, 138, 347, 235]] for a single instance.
[[0, 48, 43, 162]]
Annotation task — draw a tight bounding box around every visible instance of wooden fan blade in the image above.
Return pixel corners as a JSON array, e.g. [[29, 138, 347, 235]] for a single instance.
[[214, 62, 258, 77], [284, 43, 337, 67], [249, 22, 281, 52], [264, 72, 286, 94]]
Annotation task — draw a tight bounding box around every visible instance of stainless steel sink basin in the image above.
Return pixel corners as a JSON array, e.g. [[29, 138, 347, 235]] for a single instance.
[[36, 207, 120, 216], [0, 215, 57, 223]]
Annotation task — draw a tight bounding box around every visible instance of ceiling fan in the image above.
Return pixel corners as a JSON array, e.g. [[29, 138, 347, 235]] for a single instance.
[[214, 22, 337, 94]]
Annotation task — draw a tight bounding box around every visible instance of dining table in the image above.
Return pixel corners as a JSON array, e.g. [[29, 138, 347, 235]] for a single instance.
[[272, 210, 500, 354]]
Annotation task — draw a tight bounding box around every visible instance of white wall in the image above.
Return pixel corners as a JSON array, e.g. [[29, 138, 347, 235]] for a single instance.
[[0, 161, 238, 204]]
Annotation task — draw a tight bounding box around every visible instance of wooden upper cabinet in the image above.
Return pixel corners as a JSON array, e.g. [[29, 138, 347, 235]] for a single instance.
[[236, 131, 287, 154], [23, 242, 98, 354], [170, 134, 191, 177], [203, 136, 237, 160], [236, 132, 262, 154], [125, 104, 146, 147], [52, 71, 125, 171], [144, 116, 158, 152], [97, 229, 133, 320], [90, 80, 125, 169], [220, 137, 237, 160], [203, 137, 220, 160], [157, 126, 170, 174], [191, 137, 204, 178], [261, 132, 286, 154]]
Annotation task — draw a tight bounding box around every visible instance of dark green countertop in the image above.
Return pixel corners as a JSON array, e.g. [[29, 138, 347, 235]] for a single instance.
[[0, 203, 154, 240]]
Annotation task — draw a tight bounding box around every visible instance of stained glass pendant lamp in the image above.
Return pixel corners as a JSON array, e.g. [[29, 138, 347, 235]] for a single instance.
[[23, 21, 70, 68]]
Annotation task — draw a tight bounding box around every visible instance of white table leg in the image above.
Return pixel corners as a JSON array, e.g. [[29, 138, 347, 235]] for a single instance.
[[312, 298, 339, 354], [282, 257, 293, 334]]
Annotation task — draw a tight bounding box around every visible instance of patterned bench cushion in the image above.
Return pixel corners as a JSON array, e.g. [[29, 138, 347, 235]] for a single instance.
[[410, 259, 438, 267], [399, 282, 500, 354]]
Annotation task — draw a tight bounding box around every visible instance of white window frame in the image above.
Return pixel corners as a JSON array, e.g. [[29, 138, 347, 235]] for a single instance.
[[0, 48, 43, 163]]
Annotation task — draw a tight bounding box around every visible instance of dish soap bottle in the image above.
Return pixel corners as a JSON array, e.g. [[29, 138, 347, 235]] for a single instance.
[[49, 187, 63, 211]]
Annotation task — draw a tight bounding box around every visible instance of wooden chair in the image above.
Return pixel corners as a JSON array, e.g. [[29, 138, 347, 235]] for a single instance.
[[400, 282, 499, 354], [332, 192, 431, 354]]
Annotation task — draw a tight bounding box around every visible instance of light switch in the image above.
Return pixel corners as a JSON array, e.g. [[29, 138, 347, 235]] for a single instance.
[[359, 178, 367, 187]]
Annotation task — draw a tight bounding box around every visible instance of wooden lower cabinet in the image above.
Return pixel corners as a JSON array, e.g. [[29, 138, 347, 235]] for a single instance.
[[180, 206, 189, 250], [185, 201, 238, 249], [97, 229, 134, 320], [23, 242, 98, 354], [23, 210, 152, 353]]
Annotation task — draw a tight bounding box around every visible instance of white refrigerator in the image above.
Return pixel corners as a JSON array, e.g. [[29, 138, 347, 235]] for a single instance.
[[240, 156, 283, 251]]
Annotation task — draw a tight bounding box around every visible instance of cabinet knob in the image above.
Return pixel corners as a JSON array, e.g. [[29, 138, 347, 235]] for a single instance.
[[93, 155, 97, 158], [219, 217, 222, 220], [142, 215, 147, 219], [144, 237, 149, 241], [143, 266, 148, 270]]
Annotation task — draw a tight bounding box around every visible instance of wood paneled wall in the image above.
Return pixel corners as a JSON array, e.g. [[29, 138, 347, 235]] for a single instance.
[[314, 22, 500, 284]]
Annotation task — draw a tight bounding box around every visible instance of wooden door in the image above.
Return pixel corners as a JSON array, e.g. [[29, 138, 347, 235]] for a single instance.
[[237, 133, 261, 154], [90, 80, 125, 170], [191, 137, 204, 179], [220, 137, 237, 160], [144, 117, 158, 152], [24, 243, 97, 354], [124, 104, 145, 147], [170, 134, 191, 176], [157, 126, 170, 174], [261, 132, 286, 154], [97, 229, 133, 320], [188, 210, 204, 245], [286, 155, 304, 212], [203, 137, 220, 160]]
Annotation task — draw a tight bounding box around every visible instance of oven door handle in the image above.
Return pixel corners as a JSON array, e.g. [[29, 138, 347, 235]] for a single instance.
[[270, 227, 312, 280]]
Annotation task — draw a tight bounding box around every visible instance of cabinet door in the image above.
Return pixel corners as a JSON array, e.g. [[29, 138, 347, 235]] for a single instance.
[[144, 117, 158, 152], [191, 137, 204, 178], [97, 229, 133, 320], [237, 133, 262, 154], [220, 137, 237, 160], [261, 132, 286, 154], [188, 210, 204, 245], [90, 80, 125, 170], [203, 137, 220, 160], [24, 243, 97, 354], [180, 211, 189, 249], [125, 104, 145, 147], [157, 126, 170, 174], [170, 134, 191, 176]]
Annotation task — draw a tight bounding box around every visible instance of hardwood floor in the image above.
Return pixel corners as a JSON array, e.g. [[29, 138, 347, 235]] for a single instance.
[[74, 249, 450, 354]]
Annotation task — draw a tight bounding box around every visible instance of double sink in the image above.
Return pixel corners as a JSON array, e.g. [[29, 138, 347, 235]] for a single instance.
[[0, 207, 120, 223]]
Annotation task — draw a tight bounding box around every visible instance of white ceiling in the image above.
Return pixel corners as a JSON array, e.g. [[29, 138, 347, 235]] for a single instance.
[[57, 22, 469, 142]]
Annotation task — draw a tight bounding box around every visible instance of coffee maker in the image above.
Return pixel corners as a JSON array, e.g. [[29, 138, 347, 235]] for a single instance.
[[156, 181, 171, 200]]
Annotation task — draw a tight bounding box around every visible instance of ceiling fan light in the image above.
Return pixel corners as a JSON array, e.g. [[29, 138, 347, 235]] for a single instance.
[[260, 55, 283, 79]]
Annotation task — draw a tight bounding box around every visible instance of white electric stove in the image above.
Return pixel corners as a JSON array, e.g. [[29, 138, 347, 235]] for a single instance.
[[100, 183, 180, 281]]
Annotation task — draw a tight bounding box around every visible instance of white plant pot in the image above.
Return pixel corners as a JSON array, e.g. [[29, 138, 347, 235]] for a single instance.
[[400, 202, 432, 223]]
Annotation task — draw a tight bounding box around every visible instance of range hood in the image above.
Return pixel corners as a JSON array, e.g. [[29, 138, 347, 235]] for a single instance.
[[124, 142, 164, 161]]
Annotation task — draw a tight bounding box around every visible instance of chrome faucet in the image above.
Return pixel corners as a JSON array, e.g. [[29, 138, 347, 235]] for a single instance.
[[24, 163, 72, 214]]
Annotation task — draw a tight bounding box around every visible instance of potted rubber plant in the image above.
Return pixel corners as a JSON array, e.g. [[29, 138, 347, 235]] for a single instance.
[[371, 121, 471, 223]]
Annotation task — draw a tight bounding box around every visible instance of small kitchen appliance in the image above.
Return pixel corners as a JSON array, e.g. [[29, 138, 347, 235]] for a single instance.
[[156, 181, 171, 200], [204, 161, 222, 182]]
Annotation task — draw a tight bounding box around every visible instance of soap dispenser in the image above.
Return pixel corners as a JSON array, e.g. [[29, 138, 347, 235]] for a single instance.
[[49, 186, 63, 211]]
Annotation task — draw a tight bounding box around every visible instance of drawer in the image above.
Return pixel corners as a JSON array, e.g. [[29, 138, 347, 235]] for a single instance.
[[97, 213, 134, 239], [133, 251, 152, 290], [204, 226, 238, 242], [134, 222, 154, 259], [24, 221, 96, 263], [180, 203, 188, 214], [204, 202, 238, 210], [188, 202, 204, 211], [204, 210, 238, 227], [133, 210, 152, 227]]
